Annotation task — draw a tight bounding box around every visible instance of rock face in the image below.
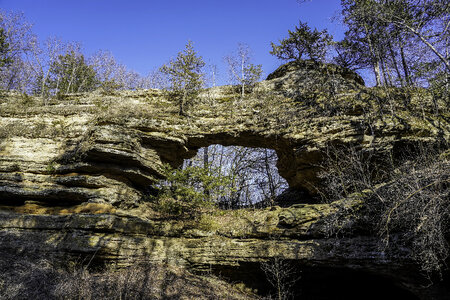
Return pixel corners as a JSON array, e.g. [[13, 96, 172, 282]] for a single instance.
[[0, 61, 448, 299]]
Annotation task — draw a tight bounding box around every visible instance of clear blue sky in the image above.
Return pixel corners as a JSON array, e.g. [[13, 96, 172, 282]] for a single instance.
[[1, 0, 345, 84]]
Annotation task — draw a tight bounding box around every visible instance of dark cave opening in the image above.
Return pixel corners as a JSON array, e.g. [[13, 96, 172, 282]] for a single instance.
[[208, 262, 420, 300]]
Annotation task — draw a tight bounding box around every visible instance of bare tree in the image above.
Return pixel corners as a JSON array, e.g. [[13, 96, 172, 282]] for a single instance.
[[377, 0, 450, 73], [89, 50, 123, 91], [224, 43, 262, 98], [261, 256, 300, 300], [208, 63, 218, 88], [183, 145, 288, 208], [0, 10, 35, 92], [28, 37, 67, 98], [318, 143, 450, 275], [146, 68, 170, 90]]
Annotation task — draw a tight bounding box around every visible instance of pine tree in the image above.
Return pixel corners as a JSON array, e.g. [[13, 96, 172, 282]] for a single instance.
[[0, 28, 11, 68], [46, 49, 98, 95], [270, 21, 332, 63], [160, 41, 205, 116]]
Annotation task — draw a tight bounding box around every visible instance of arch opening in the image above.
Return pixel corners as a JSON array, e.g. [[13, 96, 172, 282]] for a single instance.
[[182, 144, 289, 209]]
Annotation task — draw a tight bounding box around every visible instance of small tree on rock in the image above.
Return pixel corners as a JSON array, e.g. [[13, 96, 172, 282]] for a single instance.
[[225, 43, 262, 98], [270, 21, 333, 63], [160, 41, 205, 116], [46, 46, 98, 95]]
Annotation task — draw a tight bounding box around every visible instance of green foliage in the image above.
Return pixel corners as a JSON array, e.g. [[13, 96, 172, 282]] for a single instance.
[[98, 79, 122, 94], [339, 0, 449, 87], [154, 163, 234, 217], [333, 38, 367, 71], [153, 197, 184, 216], [197, 214, 221, 232], [270, 21, 332, 63], [243, 63, 263, 90], [0, 28, 12, 68], [45, 161, 57, 174], [42, 50, 98, 96], [160, 41, 205, 115]]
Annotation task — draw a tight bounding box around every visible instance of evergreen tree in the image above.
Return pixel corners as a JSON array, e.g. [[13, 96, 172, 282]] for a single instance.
[[333, 38, 368, 71], [0, 28, 12, 68], [46, 49, 98, 95], [160, 41, 205, 116], [338, 0, 449, 87], [270, 21, 333, 63]]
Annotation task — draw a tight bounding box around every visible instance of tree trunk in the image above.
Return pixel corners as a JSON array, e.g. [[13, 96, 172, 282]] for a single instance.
[[241, 57, 245, 99], [66, 65, 77, 94], [364, 24, 382, 86], [388, 41, 404, 87], [203, 147, 210, 200], [374, 60, 382, 86], [41, 69, 51, 99], [400, 45, 411, 86], [179, 89, 187, 116]]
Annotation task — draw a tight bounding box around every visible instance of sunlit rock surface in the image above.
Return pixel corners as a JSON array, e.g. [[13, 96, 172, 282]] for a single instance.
[[0, 61, 448, 299]]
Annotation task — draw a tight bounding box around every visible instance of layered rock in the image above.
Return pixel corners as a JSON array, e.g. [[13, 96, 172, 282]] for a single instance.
[[0, 61, 448, 299]]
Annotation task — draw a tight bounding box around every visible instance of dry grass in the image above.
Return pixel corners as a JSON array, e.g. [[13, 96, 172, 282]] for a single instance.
[[0, 256, 257, 300]]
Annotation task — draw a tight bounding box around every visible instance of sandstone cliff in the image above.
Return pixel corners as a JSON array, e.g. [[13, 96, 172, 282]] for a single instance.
[[0, 61, 448, 299]]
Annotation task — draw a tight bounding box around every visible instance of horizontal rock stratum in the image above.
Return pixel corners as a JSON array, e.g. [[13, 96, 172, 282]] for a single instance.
[[0, 61, 448, 299]]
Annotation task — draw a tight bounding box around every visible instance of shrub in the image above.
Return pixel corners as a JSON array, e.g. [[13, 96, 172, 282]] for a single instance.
[[318, 144, 449, 275], [317, 144, 392, 202], [152, 164, 233, 217], [372, 151, 449, 275], [261, 257, 300, 300], [0, 255, 255, 299]]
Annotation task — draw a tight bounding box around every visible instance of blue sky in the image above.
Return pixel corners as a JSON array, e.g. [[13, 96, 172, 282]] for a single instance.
[[1, 0, 345, 84]]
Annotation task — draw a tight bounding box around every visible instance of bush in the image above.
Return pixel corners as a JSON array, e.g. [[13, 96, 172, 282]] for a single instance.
[[372, 151, 449, 275], [0, 255, 255, 299], [317, 144, 449, 275], [152, 164, 233, 217], [261, 257, 300, 300], [317, 144, 392, 202]]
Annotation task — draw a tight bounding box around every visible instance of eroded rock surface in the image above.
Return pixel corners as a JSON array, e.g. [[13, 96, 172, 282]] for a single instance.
[[0, 61, 448, 299]]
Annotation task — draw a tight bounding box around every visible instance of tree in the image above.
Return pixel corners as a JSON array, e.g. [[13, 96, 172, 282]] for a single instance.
[[181, 145, 288, 209], [89, 50, 123, 91], [206, 63, 218, 88], [340, 0, 388, 86], [377, 0, 450, 73], [29, 37, 66, 98], [160, 41, 205, 116], [270, 21, 333, 63], [225, 43, 262, 98], [0, 10, 35, 92], [261, 256, 300, 300], [338, 0, 449, 87], [46, 45, 98, 95], [154, 163, 234, 216], [0, 28, 11, 68], [333, 38, 366, 71]]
